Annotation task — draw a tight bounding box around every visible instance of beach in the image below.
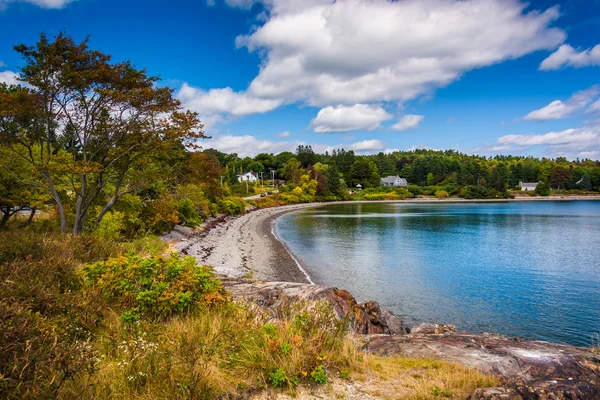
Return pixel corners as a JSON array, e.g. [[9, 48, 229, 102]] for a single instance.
[[173, 195, 600, 284]]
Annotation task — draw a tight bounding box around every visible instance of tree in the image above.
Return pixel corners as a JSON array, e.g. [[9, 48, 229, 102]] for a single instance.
[[0, 33, 205, 234], [281, 158, 302, 185], [296, 145, 317, 168], [550, 165, 572, 190], [535, 181, 550, 196], [578, 172, 592, 191], [350, 159, 379, 188]]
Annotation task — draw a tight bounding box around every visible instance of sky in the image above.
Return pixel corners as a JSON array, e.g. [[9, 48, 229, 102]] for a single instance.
[[1, 0, 600, 159]]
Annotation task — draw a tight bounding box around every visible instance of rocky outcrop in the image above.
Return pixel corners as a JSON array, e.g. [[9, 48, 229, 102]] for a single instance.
[[361, 332, 600, 399], [221, 278, 404, 335]]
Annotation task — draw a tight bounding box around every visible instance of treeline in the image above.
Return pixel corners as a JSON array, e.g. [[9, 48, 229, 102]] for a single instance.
[[209, 145, 600, 199]]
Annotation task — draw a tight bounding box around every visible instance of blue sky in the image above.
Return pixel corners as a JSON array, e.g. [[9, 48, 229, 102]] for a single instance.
[[1, 0, 599, 159]]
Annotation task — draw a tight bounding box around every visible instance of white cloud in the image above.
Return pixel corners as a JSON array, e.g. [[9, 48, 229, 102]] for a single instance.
[[205, 134, 386, 157], [0, 0, 75, 9], [587, 99, 600, 115], [390, 114, 424, 131], [0, 70, 19, 86], [492, 124, 600, 159], [186, 0, 565, 127], [540, 44, 600, 71], [523, 86, 600, 121], [276, 131, 291, 138], [236, 0, 564, 107], [178, 83, 282, 117], [309, 104, 391, 133]]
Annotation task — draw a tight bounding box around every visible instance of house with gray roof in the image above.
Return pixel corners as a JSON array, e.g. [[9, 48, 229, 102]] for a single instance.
[[519, 181, 538, 191], [380, 175, 408, 187]]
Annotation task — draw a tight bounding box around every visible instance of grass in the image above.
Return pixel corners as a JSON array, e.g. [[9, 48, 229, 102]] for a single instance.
[[1, 230, 500, 399], [353, 356, 500, 399]]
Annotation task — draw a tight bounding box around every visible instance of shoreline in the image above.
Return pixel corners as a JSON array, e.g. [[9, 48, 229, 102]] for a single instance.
[[175, 195, 600, 285]]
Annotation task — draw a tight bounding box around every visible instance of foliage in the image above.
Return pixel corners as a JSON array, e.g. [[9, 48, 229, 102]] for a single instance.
[[82, 253, 225, 321], [217, 196, 246, 215], [535, 181, 551, 196], [0, 33, 206, 235], [310, 365, 328, 384]]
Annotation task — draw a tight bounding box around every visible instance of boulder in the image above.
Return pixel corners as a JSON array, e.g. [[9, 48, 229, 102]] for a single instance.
[[221, 278, 404, 335], [411, 322, 457, 334]]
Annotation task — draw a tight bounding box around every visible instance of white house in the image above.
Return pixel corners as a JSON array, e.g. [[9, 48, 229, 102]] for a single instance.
[[380, 175, 408, 187], [238, 171, 258, 183], [519, 181, 538, 191]]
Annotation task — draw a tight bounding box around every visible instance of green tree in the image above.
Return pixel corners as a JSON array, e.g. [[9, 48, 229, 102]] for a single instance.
[[578, 172, 592, 190], [350, 159, 379, 188], [535, 181, 551, 196], [0, 33, 206, 234]]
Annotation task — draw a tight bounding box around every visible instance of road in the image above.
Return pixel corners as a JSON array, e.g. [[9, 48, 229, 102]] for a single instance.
[[243, 190, 279, 201]]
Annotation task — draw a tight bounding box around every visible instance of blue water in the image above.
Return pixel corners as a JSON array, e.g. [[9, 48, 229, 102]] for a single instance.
[[275, 201, 600, 347]]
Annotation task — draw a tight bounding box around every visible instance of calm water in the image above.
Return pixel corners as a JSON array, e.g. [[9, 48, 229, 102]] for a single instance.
[[275, 201, 600, 347]]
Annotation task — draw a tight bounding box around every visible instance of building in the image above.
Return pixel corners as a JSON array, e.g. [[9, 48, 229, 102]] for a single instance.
[[519, 181, 538, 191], [380, 175, 408, 187], [355, 184, 363, 191], [238, 171, 258, 183]]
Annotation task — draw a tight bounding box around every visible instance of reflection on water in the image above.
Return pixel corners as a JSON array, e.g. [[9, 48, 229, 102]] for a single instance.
[[276, 201, 600, 347]]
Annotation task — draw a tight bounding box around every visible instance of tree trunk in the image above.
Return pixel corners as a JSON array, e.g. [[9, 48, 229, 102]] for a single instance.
[[0, 209, 12, 227], [26, 207, 37, 225]]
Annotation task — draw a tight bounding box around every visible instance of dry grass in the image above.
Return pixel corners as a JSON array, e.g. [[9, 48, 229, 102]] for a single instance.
[[344, 355, 500, 399]]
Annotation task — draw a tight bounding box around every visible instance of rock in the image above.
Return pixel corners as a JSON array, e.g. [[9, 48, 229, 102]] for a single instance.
[[361, 333, 600, 399], [411, 322, 456, 334], [221, 278, 404, 335]]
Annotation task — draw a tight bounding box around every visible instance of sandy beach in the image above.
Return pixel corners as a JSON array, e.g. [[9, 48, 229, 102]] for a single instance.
[[173, 195, 600, 284]]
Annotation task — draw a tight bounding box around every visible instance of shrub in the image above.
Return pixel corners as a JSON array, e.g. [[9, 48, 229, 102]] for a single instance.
[[0, 232, 120, 399], [217, 197, 246, 215], [82, 253, 226, 320], [178, 198, 203, 226], [269, 368, 288, 388], [459, 185, 489, 199], [94, 210, 125, 241], [435, 190, 449, 198], [535, 181, 551, 196], [310, 365, 328, 384], [407, 184, 423, 195]]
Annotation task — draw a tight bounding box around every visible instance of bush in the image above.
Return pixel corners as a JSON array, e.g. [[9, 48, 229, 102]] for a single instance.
[[459, 185, 490, 199], [94, 210, 125, 241], [407, 184, 423, 195], [82, 253, 226, 321], [217, 197, 246, 215], [0, 232, 120, 399], [435, 190, 449, 198], [535, 181, 551, 196], [310, 365, 328, 385], [178, 198, 203, 226]]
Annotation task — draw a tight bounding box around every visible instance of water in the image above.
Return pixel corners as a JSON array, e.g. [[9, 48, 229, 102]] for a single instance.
[[275, 201, 600, 347]]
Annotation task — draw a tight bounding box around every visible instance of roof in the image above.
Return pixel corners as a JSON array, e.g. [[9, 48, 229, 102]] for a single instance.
[[520, 182, 538, 186], [380, 175, 408, 184], [356, 184, 362, 187]]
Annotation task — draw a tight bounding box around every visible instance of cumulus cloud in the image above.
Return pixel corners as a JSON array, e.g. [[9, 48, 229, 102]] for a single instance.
[[309, 104, 391, 133], [276, 131, 291, 138], [390, 114, 424, 131], [539, 44, 600, 71], [491, 123, 600, 159], [523, 85, 600, 121], [0, 70, 19, 85], [178, 83, 282, 117], [206, 134, 386, 157], [0, 0, 75, 9], [186, 0, 565, 127], [236, 0, 564, 107]]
